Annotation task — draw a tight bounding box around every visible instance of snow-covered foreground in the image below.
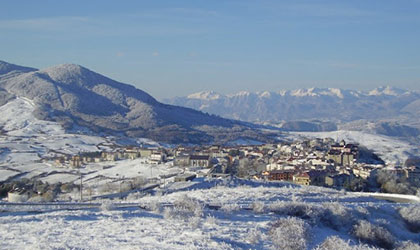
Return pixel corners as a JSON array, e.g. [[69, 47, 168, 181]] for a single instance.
[[1, 179, 419, 250], [1, 97, 420, 249], [288, 130, 420, 165]]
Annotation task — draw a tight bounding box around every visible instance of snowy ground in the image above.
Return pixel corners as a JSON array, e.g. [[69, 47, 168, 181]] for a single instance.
[[0, 97, 171, 185], [287, 130, 420, 165], [0, 178, 419, 249], [0, 98, 111, 181], [1, 97, 420, 249]]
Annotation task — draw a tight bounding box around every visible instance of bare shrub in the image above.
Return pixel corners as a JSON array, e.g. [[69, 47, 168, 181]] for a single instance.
[[164, 206, 187, 220], [132, 176, 148, 188], [60, 182, 77, 193], [316, 236, 380, 250], [247, 227, 261, 244], [291, 194, 302, 202], [269, 217, 310, 250], [355, 206, 370, 217], [269, 201, 310, 218], [163, 207, 174, 220], [41, 191, 55, 202], [397, 241, 420, 250], [268, 201, 352, 230], [221, 203, 240, 213], [164, 195, 204, 220], [27, 195, 45, 202], [320, 202, 352, 230], [101, 201, 116, 211], [252, 201, 265, 214], [352, 220, 395, 249], [120, 182, 133, 192], [174, 195, 203, 214], [163, 204, 203, 228], [376, 170, 415, 195], [315, 236, 353, 250], [146, 200, 162, 213], [205, 215, 217, 226], [125, 192, 138, 201], [399, 205, 420, 233], [98, 183, 118, 195], [189, 216, 201, 228]]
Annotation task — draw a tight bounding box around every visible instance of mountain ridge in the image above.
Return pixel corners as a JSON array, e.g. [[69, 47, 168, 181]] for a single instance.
[[0, 60, 37, 75], [0, 60, 276, 144], [179, 86, 416, 101], [164, 87, 420, 137]]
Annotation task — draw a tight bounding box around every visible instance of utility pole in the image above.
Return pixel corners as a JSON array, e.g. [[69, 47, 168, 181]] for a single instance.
[[119, 176, 122, 199], [80, 171, 83, 202], [150, 165, 153, 178], [116, 174, 121, 199]]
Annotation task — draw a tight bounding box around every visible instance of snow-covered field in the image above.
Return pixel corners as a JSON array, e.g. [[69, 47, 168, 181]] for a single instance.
[[0, 97, 170, 185], [287, 130, 420, 165], [0, 98, 111, 180], [0, 178, 419, 249]]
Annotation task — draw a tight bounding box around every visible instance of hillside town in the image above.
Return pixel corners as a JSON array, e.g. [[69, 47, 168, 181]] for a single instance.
[[42, 138, 420, 192], [4, 137, 420, 203]]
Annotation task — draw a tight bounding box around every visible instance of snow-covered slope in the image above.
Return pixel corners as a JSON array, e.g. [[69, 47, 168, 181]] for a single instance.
[[187, 91, 222, 100], [0, 97, 113, 181], [0, 97, 65, 137], [0, 60, 270, 144], [368, 86, 408, 96], [287, 130, 420, 165], [0, 60, 36, 75], [0, 96, 176, 184]]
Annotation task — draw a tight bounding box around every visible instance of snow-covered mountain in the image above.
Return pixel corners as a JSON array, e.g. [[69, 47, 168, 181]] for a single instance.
[[164, 87, 420, 136], [0, 60, 274, 144], [0, 60, 36, 75]]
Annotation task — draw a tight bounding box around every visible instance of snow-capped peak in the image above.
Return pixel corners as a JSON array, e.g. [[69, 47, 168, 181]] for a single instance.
[[39, 63, 114, 88], [368, 86, 407, 96], [289, 88, 355, 99], [325, 88, 344, 98], [258, 91, 272, 98], [42, 63, 86, 78], [227, 91, 251, 98], [277, 90, 287, 96], [237, 90, 251, 96], [187, 91, 222, 100], [291, 88, 320, 97]]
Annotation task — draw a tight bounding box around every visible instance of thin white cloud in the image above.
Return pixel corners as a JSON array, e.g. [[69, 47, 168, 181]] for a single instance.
[[129, 7, 220, 20], [296, 60, 420, 71], [295, 60, 361, 69], [0, 16, 90, 31], [285, 3, 377, 18], [0, 14, 206, 37]]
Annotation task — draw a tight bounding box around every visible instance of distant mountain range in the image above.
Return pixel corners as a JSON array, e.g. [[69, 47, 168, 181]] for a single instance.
[[0, 60, 275, 144], [164, 87, 420, 138], [2, 59, 418, 142]]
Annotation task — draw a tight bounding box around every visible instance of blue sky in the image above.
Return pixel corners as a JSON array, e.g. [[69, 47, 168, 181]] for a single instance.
[[1, 0, 420, 98]]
